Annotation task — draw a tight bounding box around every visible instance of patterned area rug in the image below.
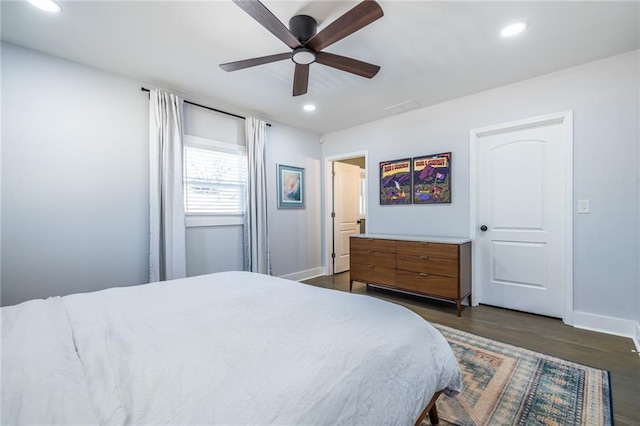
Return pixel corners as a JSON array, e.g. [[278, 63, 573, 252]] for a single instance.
[[424, 324, 613, 426]]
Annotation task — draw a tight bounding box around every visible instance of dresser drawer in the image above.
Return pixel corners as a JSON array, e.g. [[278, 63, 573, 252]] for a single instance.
[[350, 263, 396, 287], [397, 241, 458, 260], [395, 270, 458, 299], [351, 249, 396, 269], [397, 254, 458, 277], [351, 238, 397, 254]]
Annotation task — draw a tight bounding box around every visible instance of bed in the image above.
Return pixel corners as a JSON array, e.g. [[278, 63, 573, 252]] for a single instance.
[[2, 271, 462, 425]]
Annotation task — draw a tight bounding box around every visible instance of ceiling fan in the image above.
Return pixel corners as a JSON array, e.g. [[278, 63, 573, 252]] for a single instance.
[[220, 0, 384, 96]]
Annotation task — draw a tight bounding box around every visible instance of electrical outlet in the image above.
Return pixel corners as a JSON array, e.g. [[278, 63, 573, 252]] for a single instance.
[[577, 199, 590, 214]]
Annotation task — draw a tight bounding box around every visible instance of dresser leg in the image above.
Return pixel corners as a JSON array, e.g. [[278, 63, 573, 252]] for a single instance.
[[456, 300, 462, 317], [468, 293, 472, 307], [349, 280, 353, 292]]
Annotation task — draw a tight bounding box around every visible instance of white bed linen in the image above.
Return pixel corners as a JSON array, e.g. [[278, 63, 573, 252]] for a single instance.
[[61, 271, 462, 425], [1, 298, 99, 425]]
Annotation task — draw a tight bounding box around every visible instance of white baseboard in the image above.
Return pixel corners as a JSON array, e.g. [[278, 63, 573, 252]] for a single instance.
[[634, 322, 640, 355], [573, 311, 637, 340], [279, 267, 324, 282]]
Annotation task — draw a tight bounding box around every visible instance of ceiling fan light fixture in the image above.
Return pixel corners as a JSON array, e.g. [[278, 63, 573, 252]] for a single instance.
[[28, 0, 62, 13], [501, 22, 527, 37], [292, 48, 316, 65]]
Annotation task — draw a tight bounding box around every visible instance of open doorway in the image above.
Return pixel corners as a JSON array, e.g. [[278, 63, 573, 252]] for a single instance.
[[324, 152, 367, 275]]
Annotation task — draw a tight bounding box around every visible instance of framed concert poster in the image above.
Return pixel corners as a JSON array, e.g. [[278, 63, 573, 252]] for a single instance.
[[413, 152, 451, 204], [379, 158, 412, 205]]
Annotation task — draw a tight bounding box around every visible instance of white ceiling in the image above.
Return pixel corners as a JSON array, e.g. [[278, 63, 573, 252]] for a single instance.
[[2, 1, 639, 135]]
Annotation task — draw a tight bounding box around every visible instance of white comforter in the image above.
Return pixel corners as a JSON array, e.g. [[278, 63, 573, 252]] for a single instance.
[[3, 271, 462, 425], [1, 298, 99, 425]]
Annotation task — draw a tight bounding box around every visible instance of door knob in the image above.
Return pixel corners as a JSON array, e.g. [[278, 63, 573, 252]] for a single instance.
[[480, 225, 488, 231]]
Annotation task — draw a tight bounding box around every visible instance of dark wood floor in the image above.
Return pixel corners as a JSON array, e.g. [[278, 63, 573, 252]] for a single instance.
[[303, 272, 640, 426]]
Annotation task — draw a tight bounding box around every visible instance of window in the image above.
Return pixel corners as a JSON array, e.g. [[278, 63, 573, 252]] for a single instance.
[[183, 136, 247, 217]]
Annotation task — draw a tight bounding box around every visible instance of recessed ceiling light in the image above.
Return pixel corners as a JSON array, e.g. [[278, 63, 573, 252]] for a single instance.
[[303, 104, 316, 112], [501, 22, 527, 37], [28, 0, 63, 13]]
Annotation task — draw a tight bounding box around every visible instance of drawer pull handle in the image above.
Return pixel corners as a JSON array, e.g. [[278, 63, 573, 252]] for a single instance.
[[368, 250, 374, 254], [368, 265, 375, 268], [420, 273, 429, 277], [420, 256, 429, 260], [367, 238, 374, 241]]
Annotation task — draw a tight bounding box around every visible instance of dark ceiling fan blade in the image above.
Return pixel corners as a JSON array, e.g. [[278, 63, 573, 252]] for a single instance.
[[306, 0, 383, 52], [232, 0, 302, 49], [315, 52, 380, 78], [293, 64, 310, 96], [220, 52, 292, 72]]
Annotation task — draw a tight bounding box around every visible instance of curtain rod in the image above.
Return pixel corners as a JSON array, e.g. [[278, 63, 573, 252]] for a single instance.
[[140, 87, 271, 127]]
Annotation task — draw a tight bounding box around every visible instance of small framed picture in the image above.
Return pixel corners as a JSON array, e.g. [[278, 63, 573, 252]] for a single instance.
[[277, 164, 305, 209]]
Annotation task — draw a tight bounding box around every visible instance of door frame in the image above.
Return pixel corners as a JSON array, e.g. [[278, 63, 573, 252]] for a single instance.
[[469, 111, 574, 325], [323, 150, 368, 276]]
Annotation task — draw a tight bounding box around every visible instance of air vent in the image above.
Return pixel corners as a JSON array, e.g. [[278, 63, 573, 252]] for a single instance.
[[383, 99, 422, 115]]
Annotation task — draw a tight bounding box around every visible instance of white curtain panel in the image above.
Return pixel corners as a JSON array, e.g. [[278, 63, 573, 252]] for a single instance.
[[244, 117, 272, 274], [149, 89, 186, 282]]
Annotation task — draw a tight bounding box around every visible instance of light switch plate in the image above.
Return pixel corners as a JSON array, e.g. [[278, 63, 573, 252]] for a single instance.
[[577, 199, 590, 214]]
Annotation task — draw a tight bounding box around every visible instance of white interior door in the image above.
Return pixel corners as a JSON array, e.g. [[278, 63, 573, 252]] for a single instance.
[[333, 162, 361, 274], [478, 121, 567, 318]]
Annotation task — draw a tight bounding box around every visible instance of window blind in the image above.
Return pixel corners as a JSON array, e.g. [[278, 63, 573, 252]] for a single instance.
[[183, 145, 247, 215]]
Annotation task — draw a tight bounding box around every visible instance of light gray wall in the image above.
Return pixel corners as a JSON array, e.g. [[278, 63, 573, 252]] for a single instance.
[[186, 226, 244, 275], [1, 43, 323, 306], [267, 125, 322, 277], [183, 103, 245, 146], [322, 50, 639, 322], [1, 43, 150, 306]]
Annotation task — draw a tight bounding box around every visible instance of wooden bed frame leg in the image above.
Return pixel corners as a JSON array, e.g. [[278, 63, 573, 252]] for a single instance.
[[414, 391, 442, 426], [428, 404, 439, 424]]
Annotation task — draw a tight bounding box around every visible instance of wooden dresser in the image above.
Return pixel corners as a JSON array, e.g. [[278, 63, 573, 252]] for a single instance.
[[350, 234, 472, 316]]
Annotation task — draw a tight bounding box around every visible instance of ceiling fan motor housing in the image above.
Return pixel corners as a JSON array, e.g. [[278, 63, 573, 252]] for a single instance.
[[289, 15, 318, 44]]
